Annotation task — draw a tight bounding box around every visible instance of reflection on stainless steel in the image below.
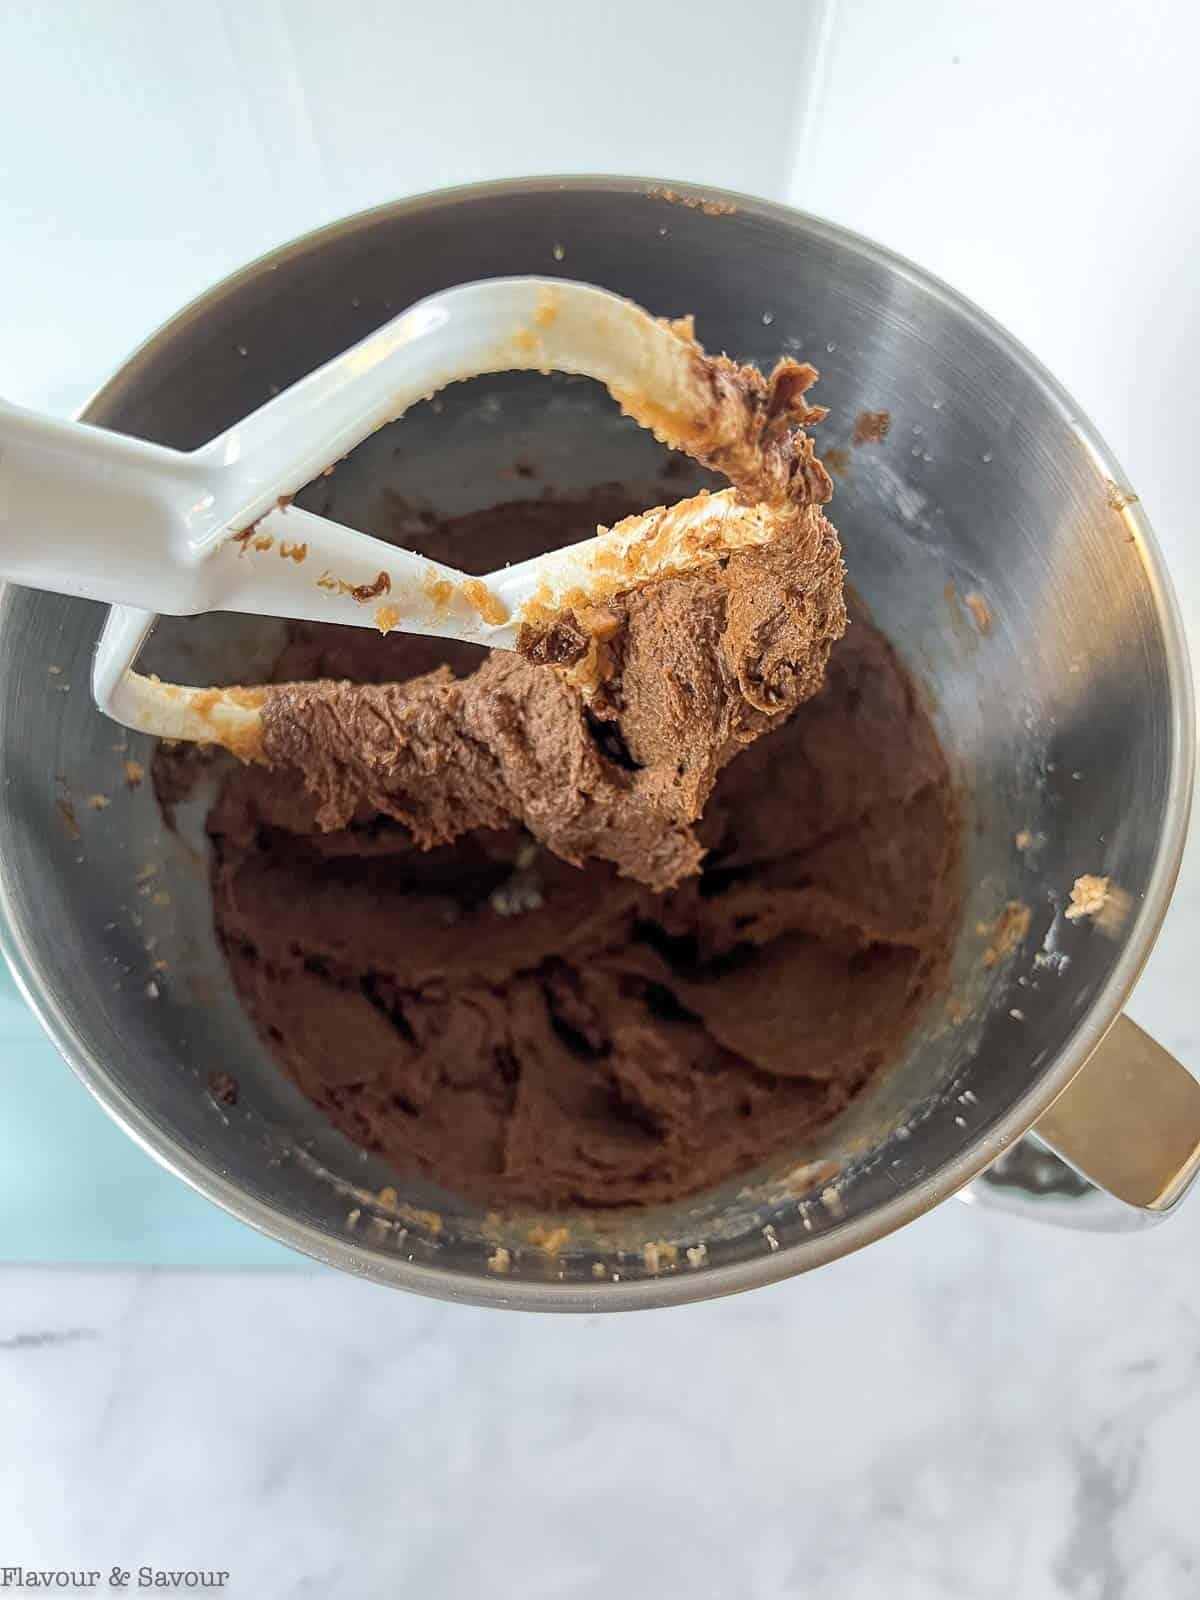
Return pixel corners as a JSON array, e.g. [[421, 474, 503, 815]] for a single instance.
[[983, 1138, 1093, 1200], [0, 177, 1192, 1308], [965, 1133, 1167, 1234]]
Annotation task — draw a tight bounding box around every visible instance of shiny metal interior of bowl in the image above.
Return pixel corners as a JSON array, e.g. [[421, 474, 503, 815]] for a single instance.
[[0, 180, 1183, 1306]]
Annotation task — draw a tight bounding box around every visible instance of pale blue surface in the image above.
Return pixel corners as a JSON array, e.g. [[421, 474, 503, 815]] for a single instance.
[[0, 965, 301, 1265]]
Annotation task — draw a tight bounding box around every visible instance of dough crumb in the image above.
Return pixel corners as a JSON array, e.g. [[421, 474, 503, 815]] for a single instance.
[[86, 793, 110, 810], [783, 1160, 841, 1197], [487, 1246, 511, 1275], [963, 591, 993, 635], [982, 901, 1032, 966], [1104, 479, 1139, 512], [642, 1240, 678, 1274], [851, 410, 891, 445], [646, 186, 737, 216], [528, 1224, 570, 1255], [207, 1070, 239, 1106], [1014, 829, 1034, 850], [396, 1204, 443, 1236], [1065, 874, 1110, 921], [57, 797, 80, 840], [124, 759, 145, 788], [685, 1244, 708, 1269], [461, 578, 510, 627]]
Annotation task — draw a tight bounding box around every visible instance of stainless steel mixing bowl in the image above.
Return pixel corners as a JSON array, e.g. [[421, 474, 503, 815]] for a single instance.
[[2, 176, 1196, 1308]]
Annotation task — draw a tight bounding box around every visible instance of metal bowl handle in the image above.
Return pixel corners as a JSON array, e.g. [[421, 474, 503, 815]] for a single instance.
[[962, 1015, 1200, 1230]]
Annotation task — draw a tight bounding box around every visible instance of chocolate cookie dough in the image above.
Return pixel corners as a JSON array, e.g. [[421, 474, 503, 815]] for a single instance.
[[203, 490, 960, 1210], [256, 503, 844, 892]]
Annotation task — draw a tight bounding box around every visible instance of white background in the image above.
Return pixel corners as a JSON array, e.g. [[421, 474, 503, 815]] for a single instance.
[[3, 1, 1200, 1593]]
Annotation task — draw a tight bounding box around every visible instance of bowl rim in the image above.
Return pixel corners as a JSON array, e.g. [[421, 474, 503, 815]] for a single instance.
[[1, 172, 1193, 1310]]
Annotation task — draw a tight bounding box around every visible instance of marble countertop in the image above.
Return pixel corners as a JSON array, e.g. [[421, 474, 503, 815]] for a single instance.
[[3, 3, 1200, 1592], [5, 1197, 1200, 1597]]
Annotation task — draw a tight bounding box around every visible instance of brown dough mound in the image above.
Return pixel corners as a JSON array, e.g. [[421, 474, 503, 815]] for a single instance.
[[202, 491, 959, 1211]]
